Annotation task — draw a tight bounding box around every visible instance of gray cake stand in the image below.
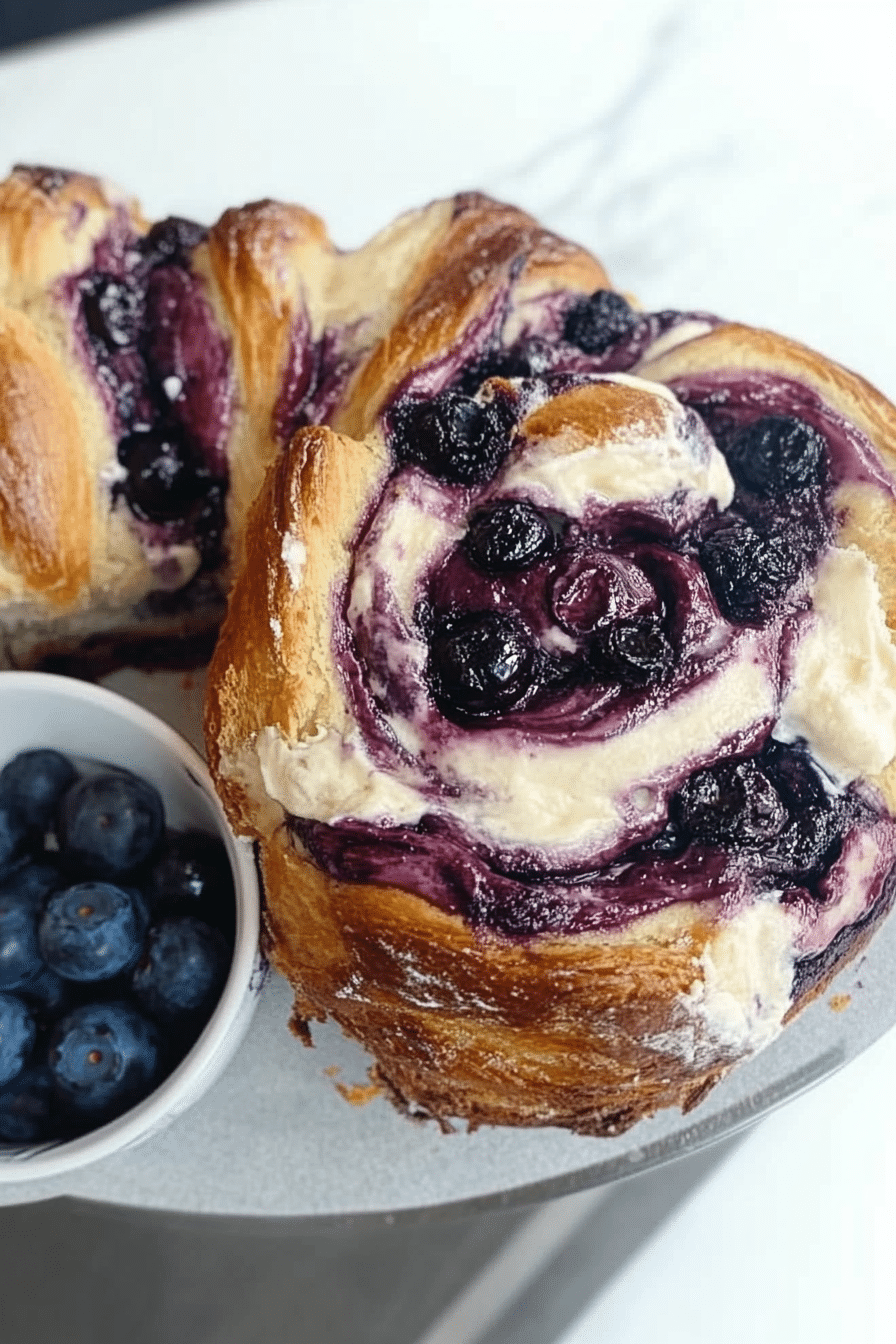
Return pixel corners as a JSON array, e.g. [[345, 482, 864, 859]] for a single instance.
[[0, 669, 889, 1219]]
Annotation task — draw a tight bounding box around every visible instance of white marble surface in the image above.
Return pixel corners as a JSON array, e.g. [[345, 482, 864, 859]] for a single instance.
[[1, 0, 895, 1326]]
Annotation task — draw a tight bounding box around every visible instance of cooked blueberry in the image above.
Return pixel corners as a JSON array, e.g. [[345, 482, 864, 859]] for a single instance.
[[81, 273, 142, 349], [588, 616, 674, 688], [464, 501, 556, 573], [132, 917, 229, 1023], [39, 882, 149, 982], [429, 612, 537, 717], [673, 759, 787, 848], [0, 800, 28, 872], [391, 391, 514, 486], [59, 772, 164, 877], [0, 993, 36, 1087], [0, 749, 77, 829], [49, 1001, 159, 1119], [0, 1066, 58, 1143], [562, 289, 637, 354], [455, 345, 537, 394], [767, 804, 845, 882], [759, 739, 829, 811], [699, 518, 802, 623], [118, 430, 203, 523], [552, 554, 656, 636], [0, 881, 45, 990], [725, 416, 826, 496], [139, 216, 208, 269]]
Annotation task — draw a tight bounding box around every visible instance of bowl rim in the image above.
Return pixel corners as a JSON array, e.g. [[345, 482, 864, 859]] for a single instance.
[[0, 670, 261, 1182]]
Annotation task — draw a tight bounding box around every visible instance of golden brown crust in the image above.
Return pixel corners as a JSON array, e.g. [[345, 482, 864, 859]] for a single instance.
[[333, 195, 612, 439], [259, 827, 729, 1135], [0, 307, 92, 604]]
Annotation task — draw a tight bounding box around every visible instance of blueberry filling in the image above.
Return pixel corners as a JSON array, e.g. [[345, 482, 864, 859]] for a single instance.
[[562, 289, 638, 355], [389, 390, 516, 486], [73, 214, 230, 578], [464, 501, 557, 574]]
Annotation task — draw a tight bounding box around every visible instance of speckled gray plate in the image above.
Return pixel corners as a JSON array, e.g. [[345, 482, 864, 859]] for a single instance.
[[0, 670, 890, 1219]]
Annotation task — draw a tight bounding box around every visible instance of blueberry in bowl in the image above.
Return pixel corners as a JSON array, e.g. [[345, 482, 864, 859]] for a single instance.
[[0, 672, 260, 1179]]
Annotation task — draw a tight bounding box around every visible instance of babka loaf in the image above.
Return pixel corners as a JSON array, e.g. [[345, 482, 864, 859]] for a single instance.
[[202, 202, 896, 1134]]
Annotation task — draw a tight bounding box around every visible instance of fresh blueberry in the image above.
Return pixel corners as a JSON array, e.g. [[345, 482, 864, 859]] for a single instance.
[[118, 429, 203, 523], [59, 772, 164, 877], [464, 501, 556, 574], [39, 882, 149, 982], [0, 749, 77, 830], [588, 616, 674, 688], [673, 758, 787, 848], [0, 1066, 58, 1143], [391, 391, 515, 486], [49, 1002, 159, 1120], [16, 964, 76, 1017], [699, 518, 802, 623], [562, 289, 637, 354], [0, 881, 45, 990], [725, 416, 827, 497], [132, 917, 229, 1023], [145, 832, 234, 927], [81, 273, 142, 349], [0, 993, 37, 1087], [0, 800, 28, 873], [428, 612, 538, 718], [1, 861, 61, 907]]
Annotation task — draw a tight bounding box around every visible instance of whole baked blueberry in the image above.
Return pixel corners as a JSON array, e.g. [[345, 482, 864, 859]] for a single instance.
[[0, 749, 77, 830], [59, 772, 164, 877], [588, 616, 674, 688], [0, 993, 37, 1087], [132, 917, 229, 1023], [562, 289, 637, 354], [139, 216, 208, 270], [49, 1002, 159, 1119], [673, 758, 787, 849], [81, 273, 142, 350], [391, 391, 515, 486], [464, 501, 556, 574], [428, 612, 538, 718], [700, 518, 802, 623], [39, 882, 149, 982], [118, 429, 203, 523], [0, 1066, 58, 1143], [725, 415, 827, 497], [767, 804, 845, 883]]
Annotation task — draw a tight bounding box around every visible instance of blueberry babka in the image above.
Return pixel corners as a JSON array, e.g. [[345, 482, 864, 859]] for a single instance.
[[4, 166, 896, 1135], [202, 195, 896, 1135]]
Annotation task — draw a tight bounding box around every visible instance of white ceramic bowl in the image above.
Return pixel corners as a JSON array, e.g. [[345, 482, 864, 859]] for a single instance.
[[0, 671, 261, 1181]]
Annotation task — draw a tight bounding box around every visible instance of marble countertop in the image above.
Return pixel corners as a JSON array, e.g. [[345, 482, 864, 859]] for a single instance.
[[1, 0, 895, 1326]]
